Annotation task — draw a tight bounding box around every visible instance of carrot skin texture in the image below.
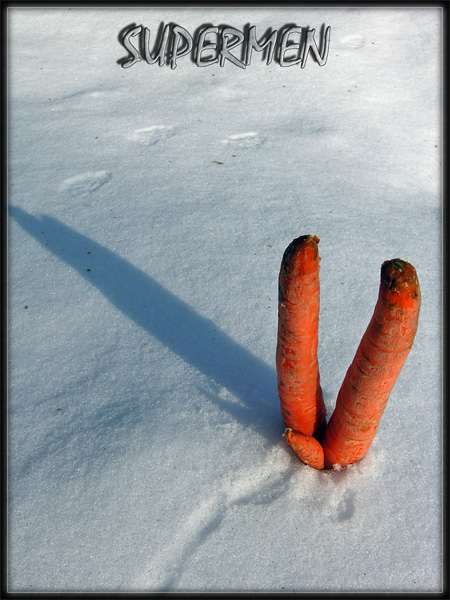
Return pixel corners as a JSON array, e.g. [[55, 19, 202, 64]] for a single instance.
[[285, 428, 325, 470], [322, 259, 421, 468], [276, 235, 327, 437]]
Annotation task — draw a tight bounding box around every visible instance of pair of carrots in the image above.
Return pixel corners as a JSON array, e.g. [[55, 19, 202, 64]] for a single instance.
[[276, 235, 421, 469]]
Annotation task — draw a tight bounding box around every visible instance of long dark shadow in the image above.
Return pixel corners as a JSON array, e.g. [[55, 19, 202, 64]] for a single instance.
[[10, 206, 281, 443]]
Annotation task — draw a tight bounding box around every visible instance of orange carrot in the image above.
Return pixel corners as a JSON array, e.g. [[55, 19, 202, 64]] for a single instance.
[[285, 428, 324, 470], [322, 258, 421, 468], [276, 235, 327, 440]]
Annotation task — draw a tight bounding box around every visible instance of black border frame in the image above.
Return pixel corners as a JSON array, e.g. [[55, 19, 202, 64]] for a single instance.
[[1, 2, 448, 598]]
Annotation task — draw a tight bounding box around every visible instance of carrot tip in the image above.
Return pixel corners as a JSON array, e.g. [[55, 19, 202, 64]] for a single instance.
[[281, 234, 319, 266], [284, 428, 325, 470], [381, 258, 420, 297]]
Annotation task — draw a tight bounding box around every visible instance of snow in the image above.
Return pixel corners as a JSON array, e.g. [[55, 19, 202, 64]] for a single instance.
[[7, 5, 443, 593]]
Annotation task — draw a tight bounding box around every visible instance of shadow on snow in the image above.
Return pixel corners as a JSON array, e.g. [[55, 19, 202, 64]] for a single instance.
[[10, 206, 281, 444]]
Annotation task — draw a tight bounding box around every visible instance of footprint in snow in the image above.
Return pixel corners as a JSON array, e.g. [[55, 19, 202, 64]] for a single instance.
[[128, 125, 175, 146], [340, 34, 365, 49], [222, 132, 264, 148], [336, 490, 356, 522], [59, 171, 111, 196]]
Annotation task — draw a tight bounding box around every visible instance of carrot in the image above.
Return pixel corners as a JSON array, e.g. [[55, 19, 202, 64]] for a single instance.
[[276, 235, 327, 440], [284, 428, 325, 470], [322, 258, 421, 468]]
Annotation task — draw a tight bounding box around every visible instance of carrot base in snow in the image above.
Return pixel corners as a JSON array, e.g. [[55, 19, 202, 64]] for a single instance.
[[277, 237, 421, 471], [284, 428, 325, 470]]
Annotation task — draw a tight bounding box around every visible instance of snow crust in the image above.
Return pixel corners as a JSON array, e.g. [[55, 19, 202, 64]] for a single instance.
[[7, 6, 443, 593]]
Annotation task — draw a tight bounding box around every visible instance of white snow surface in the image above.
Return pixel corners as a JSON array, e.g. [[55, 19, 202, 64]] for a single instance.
[[7, 6, 443, 593]]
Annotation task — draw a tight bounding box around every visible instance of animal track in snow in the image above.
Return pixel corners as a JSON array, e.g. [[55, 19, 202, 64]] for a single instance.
[[340, 34, 365, 49], [222, 132, 264, 148], [336, 491, 356, 522], [59, 171, 111, 196], [128, 125, 175, 146], [50, 89, 121, 112], [137, 447, 291, 590], [143, 493, 228, 591]]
